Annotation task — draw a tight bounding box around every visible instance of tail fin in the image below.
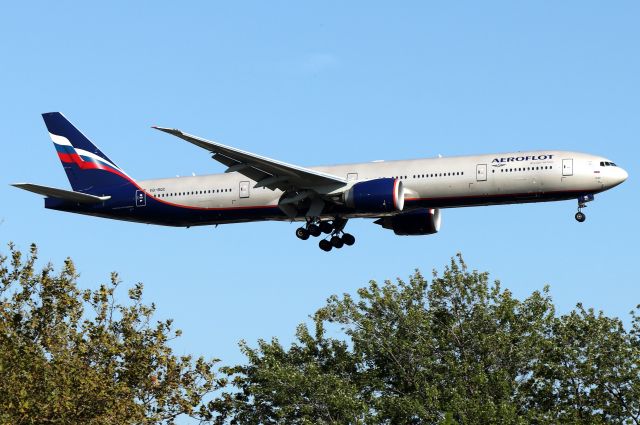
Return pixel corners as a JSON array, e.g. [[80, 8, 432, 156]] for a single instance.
[[42, 112, 135, 194]]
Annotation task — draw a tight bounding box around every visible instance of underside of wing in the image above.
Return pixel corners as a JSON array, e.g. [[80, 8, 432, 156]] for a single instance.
[[152, 127, 346, 192]]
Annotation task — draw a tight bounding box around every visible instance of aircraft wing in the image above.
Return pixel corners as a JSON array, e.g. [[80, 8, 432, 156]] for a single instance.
[[152, 127, 347, 191], [12, 183, 111, 203]]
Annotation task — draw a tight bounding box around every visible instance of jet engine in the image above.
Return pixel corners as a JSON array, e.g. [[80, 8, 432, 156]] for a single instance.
[[344, 178, 404, 213], [374, 208, 442, 235]]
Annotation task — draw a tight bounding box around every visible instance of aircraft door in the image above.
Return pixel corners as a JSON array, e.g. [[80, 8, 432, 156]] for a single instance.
[[476, 164, 487, 182], [239, 181, 250, 198], [135, 190, 146, 207], [562, 159, 573, 176]]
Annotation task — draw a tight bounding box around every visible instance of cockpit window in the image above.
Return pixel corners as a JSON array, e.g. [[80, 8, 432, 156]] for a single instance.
[[600, 161, 617, 167]]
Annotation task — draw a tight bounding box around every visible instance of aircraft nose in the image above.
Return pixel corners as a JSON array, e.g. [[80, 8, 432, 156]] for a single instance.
[[611, 167, 628, 186], [619, 167, 629, 183]]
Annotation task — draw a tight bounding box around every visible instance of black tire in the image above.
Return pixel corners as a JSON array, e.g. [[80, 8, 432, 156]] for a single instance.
[[575, 212, 586, 223], [295, 227, 310, 240], [342, 233, 356, 246], [320, 221, 333, 234], [330, 236, 344, 249], [308, 224, 321, 237], [319, 239, 332, 251]]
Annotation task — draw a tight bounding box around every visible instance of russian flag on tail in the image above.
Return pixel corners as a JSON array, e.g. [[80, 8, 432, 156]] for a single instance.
[[42, 112, 135, 194]]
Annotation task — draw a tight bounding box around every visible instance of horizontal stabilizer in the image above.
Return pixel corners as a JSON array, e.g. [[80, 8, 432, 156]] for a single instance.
[[12, 183, 111, 204]]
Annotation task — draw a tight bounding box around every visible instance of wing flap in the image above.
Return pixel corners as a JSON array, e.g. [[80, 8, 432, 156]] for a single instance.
[[12, 183, 111, 204]]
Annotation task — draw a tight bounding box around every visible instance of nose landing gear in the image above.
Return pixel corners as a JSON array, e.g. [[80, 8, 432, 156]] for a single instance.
[[574, 194, 594, 223]]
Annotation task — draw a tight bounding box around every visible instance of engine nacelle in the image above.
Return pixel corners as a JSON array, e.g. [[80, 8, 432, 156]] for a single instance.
[[344, 178, 404, 213], [375, 208, 442, 235]]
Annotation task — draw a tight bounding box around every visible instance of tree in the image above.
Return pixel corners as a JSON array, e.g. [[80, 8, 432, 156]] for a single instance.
[[3, 244, 638, 424], [0, 243, 220, 424], [212, 254, 640, 424]]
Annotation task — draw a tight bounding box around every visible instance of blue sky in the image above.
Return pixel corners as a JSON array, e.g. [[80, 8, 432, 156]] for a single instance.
[[1, 1, 638, 371]]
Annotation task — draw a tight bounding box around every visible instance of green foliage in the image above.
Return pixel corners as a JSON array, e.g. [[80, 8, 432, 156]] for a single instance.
[[213, 254, 640, 424], [0, 243, 219, 424], [2, 244, 638, 424]]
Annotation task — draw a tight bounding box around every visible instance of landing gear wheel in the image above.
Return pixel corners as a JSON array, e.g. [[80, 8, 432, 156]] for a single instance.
[[575, 211, 586, 223], [342, 233, 355, 246], [320, 221, 333, 234], [295, 227, 310, 240], [308, 224, 321, 237], [319, 239, 332, 252], [330, 236, 344, 249]]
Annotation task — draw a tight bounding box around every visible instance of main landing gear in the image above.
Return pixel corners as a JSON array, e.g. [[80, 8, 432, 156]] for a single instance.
[[574, 194, 594, 223], [295, 218, 356, 252]]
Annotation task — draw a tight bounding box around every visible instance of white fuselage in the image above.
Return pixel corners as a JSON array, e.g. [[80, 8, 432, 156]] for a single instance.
[[136, 150, 627, 223]]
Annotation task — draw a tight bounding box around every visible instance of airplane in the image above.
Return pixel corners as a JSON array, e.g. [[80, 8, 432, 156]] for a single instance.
[[13, 112, 628, 251]]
